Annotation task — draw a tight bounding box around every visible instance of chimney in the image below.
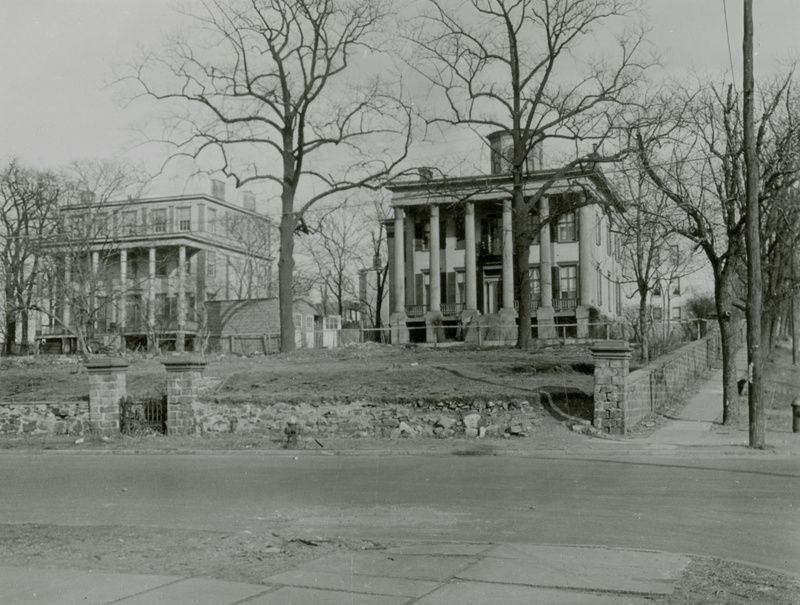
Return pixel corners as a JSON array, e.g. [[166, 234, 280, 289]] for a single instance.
[[211, 179, 226, 200], [79, 190, 96, 204], [487, 130, 543, 175], [417, 167, 434, 181]]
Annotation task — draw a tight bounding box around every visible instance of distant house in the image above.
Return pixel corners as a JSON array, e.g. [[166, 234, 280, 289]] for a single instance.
[[37, 181, 276, 353], [205, 296, 319, 353], [385, 131, 625, 344]]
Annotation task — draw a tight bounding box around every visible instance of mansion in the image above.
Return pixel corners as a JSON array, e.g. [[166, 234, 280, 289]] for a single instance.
[[386, 132, 624, 344], [38, 181, 275, 353]]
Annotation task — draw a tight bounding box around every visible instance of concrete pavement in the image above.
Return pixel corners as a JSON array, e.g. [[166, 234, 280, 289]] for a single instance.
[[0, 542, 689, 604], [641, 347, 800, 454]]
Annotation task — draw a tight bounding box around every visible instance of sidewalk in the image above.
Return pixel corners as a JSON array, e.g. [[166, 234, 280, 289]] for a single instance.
[[639, 347, 800, 454], [0, 542, 691, 604]]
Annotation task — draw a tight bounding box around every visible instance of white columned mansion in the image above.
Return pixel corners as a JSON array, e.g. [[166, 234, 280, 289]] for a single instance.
[[386, 132, 624, 344]]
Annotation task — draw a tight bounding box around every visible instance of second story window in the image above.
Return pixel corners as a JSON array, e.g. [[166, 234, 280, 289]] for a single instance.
[[177, 207, 191, 231], [415, 221, 430, 251], [121, 210, 137, 235], [152, 209, 167, 233], [208, 208, 217, 234], [557, 211, 576, 242]]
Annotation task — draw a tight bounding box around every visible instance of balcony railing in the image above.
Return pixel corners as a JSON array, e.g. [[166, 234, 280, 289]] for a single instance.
[[553, 297, 578, 311], [405, 305, 425, 318], [441, 303, 464, 316]]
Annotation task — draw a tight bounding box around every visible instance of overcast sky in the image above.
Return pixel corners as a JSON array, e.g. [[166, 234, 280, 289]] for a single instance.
[[1, 0, 798, 191]]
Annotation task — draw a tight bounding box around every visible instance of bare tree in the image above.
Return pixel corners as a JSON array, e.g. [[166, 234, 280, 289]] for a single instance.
[[0, 160, 61, 354], [614, 168, 700, 362], [361, 195, 391, 334], [128, 0, 412, 352], [40, 160, 148, 355], [408, 0, 648, 347], [635, 74, 800, 427], [299, 206, 369, 316]]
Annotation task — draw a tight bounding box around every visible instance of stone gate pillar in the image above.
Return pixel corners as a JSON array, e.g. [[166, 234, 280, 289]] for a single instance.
[[589, 341, 632, 435], [85, 357, 129, 436], [162, 356, 207, 435]]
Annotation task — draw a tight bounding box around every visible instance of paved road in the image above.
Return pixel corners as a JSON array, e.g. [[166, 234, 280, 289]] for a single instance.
[[2, 452, 798, 574]]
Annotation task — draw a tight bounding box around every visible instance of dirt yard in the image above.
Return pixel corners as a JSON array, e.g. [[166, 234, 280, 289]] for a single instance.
[[0, 342, 596, 410]]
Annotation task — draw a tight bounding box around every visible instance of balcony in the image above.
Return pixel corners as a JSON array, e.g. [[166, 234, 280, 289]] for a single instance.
[[405, 305, 425, 318], [553, 297, 578, 311], [441, 303, 464, 317]]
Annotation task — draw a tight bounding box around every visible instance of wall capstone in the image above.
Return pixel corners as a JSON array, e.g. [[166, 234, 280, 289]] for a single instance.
[[589, 340, 632, 435], [85, 357, 129, 436], [162, 356, 207, 435]]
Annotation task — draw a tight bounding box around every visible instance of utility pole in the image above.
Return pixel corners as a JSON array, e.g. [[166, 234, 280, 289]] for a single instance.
[[743, 0, 766, 447]]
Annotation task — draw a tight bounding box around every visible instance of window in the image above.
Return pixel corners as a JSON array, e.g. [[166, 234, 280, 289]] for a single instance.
[[151, 209, 167, 233], [653, 307, 663, 321], [439, 216, 446, 249], [672, 306, 682, 320], [156, 255, 168, 277], [415, 221, 430, 251], [557, 212, 576, 242], [529, 209, 540, 244], [305, 315, 314, 330], [672, 277, 681, 295], [559, 265, 577, 298], [207, 251, 216, 278], [653, 246, 661, 266], [208, 208, 217, 234], [653, 282, 662, 297], [529, 266, 541, 301], [177, 207, 191, 231], [422, 271, 430, 306], [597, 272, 603, 306], [294, 313, 302, 328], [481, 215, 503, 254], [607, 225, 612, 255], [121, 210, 137, 235], [454, 216, 465, 250], [455, 271, 466, 304]]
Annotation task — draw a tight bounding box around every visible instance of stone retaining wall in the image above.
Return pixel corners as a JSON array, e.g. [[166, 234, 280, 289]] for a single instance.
[[190, 396, 545, 440], [0, 401, 89, 436], [591, 329, 722, 435], [625, 335, 719, 428]]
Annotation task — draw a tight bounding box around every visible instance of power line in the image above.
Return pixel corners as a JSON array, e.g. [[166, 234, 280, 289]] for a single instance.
[[721, 0, 738, 90]]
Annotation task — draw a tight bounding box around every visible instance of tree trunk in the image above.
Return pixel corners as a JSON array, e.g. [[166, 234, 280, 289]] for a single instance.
[[4, 284, 15, 355], [278, 202, 296, 353], [513, 180, 531, 348], [638, 292, 649, 364], [718, 313, 740, 425]]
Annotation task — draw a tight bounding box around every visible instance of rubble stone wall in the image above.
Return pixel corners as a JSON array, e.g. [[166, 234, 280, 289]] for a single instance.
[[190, 396, 546, 440], [0, 401, 89, 435]]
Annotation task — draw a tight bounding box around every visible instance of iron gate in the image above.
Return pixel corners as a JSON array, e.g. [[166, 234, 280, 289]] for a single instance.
[[120, 395, 168, 434]]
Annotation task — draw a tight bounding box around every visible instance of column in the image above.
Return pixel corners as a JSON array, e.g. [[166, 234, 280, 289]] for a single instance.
[[538, 196, 556, 338], [464, 202, 477, 312], [393, 208, 405, 314], [148, 247, 156, 350], [390, 208, 409, 344], [85, 357, 129, 436], [63, 256, 71, 331], [428, 205, 441, 313], [577, 204, 594, 338], [90, 251, 100, 331], [176, 245, 186, 352], [119, 249, 127, 331], [501, 200, 514, 311]]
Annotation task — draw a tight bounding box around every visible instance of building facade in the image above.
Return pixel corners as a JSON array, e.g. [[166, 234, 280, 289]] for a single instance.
[[38, 183, 275, 353], [386, 133, 624, 344]]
